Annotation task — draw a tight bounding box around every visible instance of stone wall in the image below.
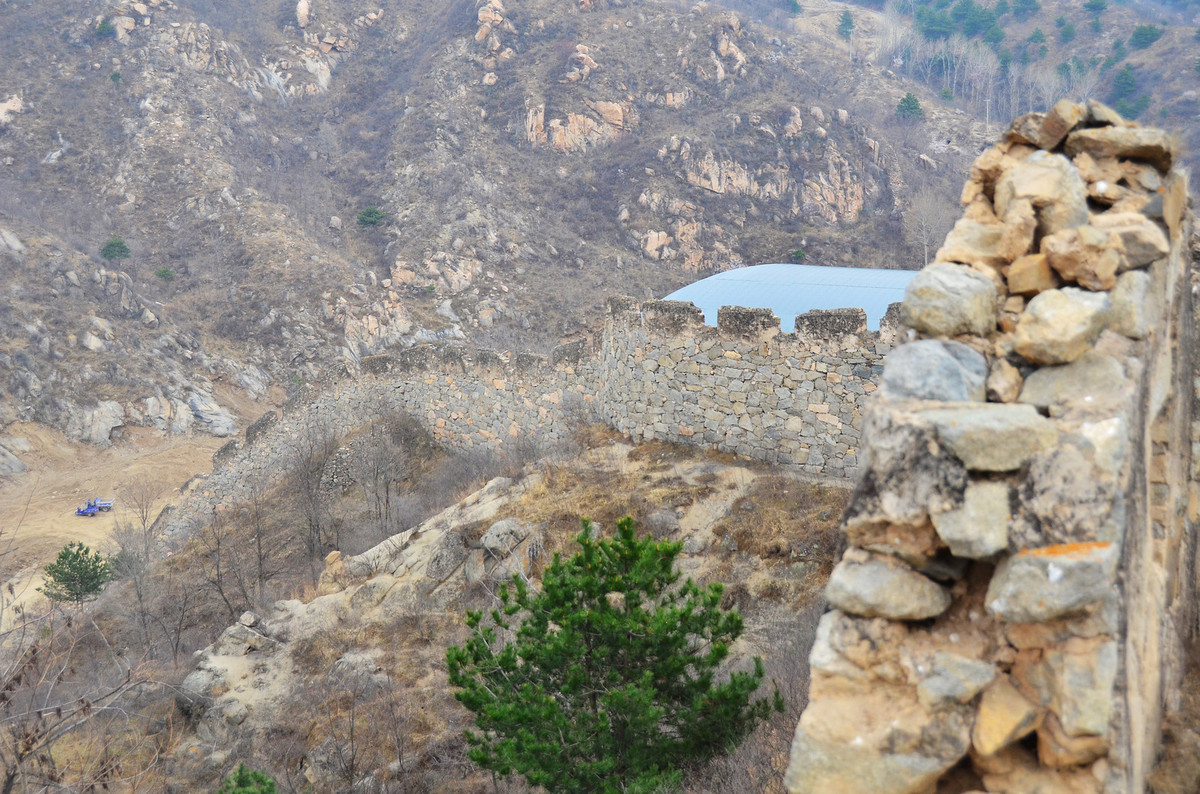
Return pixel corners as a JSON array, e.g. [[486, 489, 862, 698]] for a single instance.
[[599, 298, 899, 476], [785, 102, 1197, 793], [167, 296, 897, 532]]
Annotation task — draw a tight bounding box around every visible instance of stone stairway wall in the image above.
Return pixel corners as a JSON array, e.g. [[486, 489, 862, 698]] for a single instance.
[[785, 102, 1196, 793]]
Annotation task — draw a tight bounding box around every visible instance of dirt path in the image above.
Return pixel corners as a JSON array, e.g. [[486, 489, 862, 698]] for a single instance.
[[0, 424, 224, 617]]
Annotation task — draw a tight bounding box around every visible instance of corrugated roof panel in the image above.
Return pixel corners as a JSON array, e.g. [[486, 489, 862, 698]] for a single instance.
[[663, 263, 919, 332]]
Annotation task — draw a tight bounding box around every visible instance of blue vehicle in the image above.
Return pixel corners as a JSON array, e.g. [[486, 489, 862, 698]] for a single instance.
[[94, 498, 115, 512], [75, 500, 99, 517]]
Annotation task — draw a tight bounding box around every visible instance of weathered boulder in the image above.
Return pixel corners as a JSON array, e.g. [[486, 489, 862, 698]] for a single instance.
[[1013, 287, 1110, 365], [922, 404, 1058, 472], [825, 549, 951, 620], [1064, 126, 1174, 173], [1040, 225, 1121, 290], [917, 652, 997, 710], [188, 391, 236, 437], [1042, 639, 1118, 737], [994, 151, 1088, 238], [902, 263, 997, 338], [881, 339, 987, 402], [1089, 211, 1169, 270], [0, 447, 25, 476], [986, 543, 1119, 623], [931, 480, 1011, 558], [1017, 352, 1126, 409]]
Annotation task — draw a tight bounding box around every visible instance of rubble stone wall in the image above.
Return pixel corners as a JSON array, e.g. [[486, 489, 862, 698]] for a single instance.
[[785, 102, 1197, 794], [167, 298, 897, 533]]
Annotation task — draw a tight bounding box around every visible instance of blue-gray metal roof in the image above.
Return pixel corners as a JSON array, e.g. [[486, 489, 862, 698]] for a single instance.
[[663, 263, 919, 332]]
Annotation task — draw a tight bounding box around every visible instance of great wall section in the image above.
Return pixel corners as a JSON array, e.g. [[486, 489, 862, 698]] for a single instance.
[[167, 101, 1200, 793]]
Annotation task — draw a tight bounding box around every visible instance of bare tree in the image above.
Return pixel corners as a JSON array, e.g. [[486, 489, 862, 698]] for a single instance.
[[348, 418, 410, 541], [903, 187, 958, 267], [287, 419, 341, 576]]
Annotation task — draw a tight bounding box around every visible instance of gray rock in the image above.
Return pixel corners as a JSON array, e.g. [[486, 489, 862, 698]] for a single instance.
[[825, 550, 951, 620], [917, 652, 997, 710], [1017, 352, 1126, 408], [1018, 438, 1123, 547], [985, 542, 1119, 623], [881, 340, 987, 402], [1044, 640, 1118, 737], [1108, 270, 1154, 340], [0, 446, 25, 476], [931, 480, 1011, 558], [902, 264, 997, 339], [211, 623, 279, 656], [188, 391, 236, 437], [66, 400, 126, 446], [0, 228, 24, 253], [480, 518, 528, 557], [1090, 212, 1169, 271], [922, 404, 1058, 472], [1013, 287, 1110, 365]]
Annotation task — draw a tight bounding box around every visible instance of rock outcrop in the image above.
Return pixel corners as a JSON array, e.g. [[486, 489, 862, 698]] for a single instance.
[[786, 103, 1196, 793]]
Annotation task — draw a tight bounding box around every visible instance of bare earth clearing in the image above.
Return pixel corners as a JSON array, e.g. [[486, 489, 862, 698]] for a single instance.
[[0, 425, 223, 618]]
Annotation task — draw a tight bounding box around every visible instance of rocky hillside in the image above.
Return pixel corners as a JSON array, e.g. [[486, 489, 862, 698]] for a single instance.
[[166, 439, 846, 791], [0, 0, 992, 449]]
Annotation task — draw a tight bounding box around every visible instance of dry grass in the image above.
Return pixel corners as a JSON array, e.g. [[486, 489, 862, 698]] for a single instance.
[[711, 476, 846, 563]]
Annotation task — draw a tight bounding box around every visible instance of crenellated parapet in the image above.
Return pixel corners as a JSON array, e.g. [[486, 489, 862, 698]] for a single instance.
[[786, 103, 1197, 794]]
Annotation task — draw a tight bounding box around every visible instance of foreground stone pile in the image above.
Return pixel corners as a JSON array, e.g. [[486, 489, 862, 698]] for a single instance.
[[785, 102, 1195, 793]]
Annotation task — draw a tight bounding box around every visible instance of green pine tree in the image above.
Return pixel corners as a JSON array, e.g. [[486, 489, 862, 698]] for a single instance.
[[837, 9, 854, 41], [99, 235, 130, 262], [38, 542, 110, 605], [896, 92, 925, 120], [217, 764, 277, 793], [447, 517, 780, 794]]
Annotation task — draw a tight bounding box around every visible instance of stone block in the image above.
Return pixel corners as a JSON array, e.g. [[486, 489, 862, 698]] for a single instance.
[[1107, 270, 1153, 340], [985, 542, 1118, 623], [918, 652, 997, 710], [994, 151, 1088, 238], [1006, 253, 1059, 296], [931, 480, 1011, 558], [1013, 287, 1110, 365], [1041, 225, 1120, 291], [881, 339, 987, 402], [921, 403, 1058, 472], [1017, 352, 1126, 409], [972, 676, 1040, 757], [825, 549, 951, 620], [902, 263, 997, 339], [1064, 126, 1175, 173], [1089, 211, 1169, 271], [1043, 639, 1118, 737]]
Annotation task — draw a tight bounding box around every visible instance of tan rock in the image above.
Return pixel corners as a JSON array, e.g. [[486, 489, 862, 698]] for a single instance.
[[1089, 211, 1169, 270], [1007, 253, 1059, 296], [972, 676, 1040, 757], [1041, 226, 1121, 291], [994, 151, 1089, 238], [931, 480, 1012, 559], [1043, 639, 1118, 737], [998, 295, 1024, 333], [1064, 126, 1175, 173], [1038, 712, 1108, 768], [1108, 270, 1154, 339], [1013, 288, 1110, 365], [296, 0, 310, 28], [1005, 112, 1045, 147], [1085, 99, 1125, 128], [1038, 100, 1085, 150], [591, 100, 625, 128], [987, 359, 1022, 403]]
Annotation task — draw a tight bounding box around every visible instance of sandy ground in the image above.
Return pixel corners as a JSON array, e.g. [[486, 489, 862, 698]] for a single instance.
[[0, 423, 225, 619]]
